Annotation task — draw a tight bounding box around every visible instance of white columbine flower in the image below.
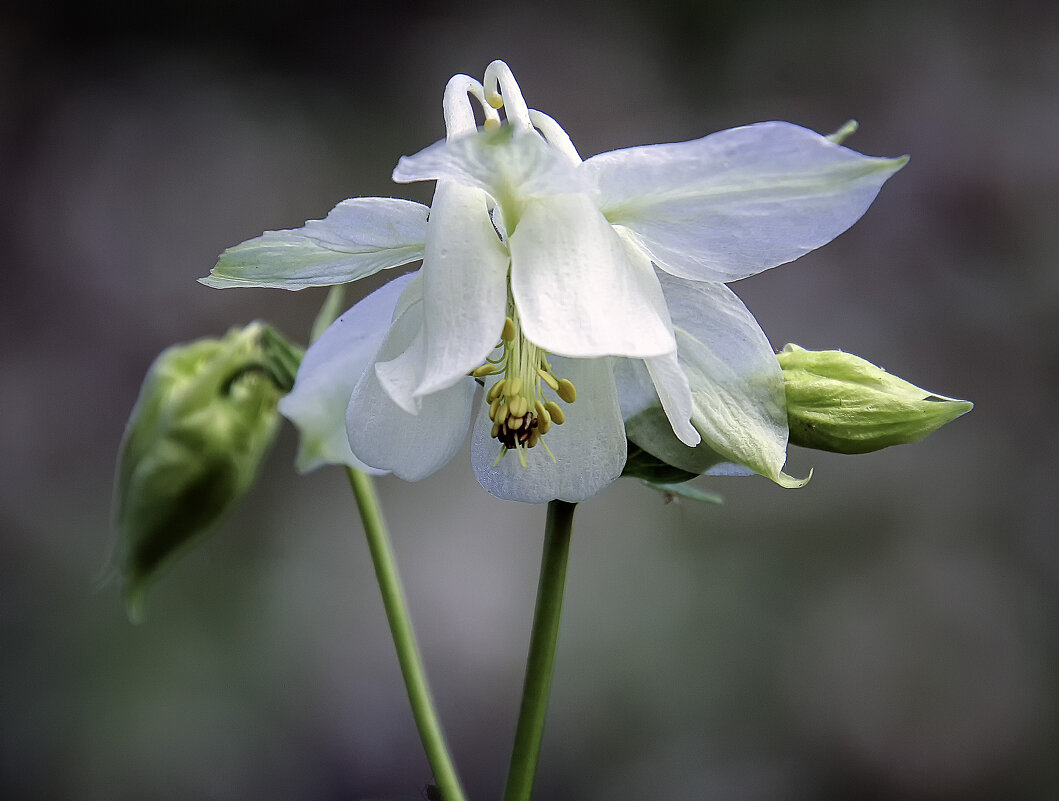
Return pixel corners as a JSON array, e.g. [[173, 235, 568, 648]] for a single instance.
[[203, 61, 906, 503]]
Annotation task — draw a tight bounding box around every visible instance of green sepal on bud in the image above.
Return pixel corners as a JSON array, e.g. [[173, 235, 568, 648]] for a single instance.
[[112, 322, 303, 621], [777, 344, 972, 455]]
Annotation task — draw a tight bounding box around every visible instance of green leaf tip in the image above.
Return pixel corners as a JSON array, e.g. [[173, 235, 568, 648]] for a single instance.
[[641, 480, 724, 505]]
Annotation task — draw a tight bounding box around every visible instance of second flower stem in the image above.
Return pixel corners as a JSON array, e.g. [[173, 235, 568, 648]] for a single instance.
[[502, 499, 577, 801], [345, 468, 466, 801]]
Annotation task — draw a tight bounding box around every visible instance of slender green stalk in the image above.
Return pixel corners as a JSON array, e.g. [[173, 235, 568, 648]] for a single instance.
[[345, 468, 466, 801], [502, 500, 577, 801], [310, 285, 346, 343]]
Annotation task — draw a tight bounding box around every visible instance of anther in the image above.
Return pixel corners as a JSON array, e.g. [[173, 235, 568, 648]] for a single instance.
[[472, 364, 497, 378], [486, 379, 505, 402], [556, 379, 577, 403], [537, 368, 559, 391], [501, 317, 516, 342], [545, 401, 565, 425]]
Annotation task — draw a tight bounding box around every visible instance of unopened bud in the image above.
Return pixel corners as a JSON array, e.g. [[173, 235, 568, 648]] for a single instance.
[[778, 344, 972, 455], [112, 322, 302, 620]]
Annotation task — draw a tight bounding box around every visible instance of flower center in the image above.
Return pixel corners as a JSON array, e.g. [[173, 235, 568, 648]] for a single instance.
[[471, 310, 577, 467]]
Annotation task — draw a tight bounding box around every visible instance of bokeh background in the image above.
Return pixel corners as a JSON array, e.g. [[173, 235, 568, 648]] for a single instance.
[[3, 0, 1057, 799]]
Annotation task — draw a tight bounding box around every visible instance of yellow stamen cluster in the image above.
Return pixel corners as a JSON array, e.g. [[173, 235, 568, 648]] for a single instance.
[[470, 315, 578, 467]]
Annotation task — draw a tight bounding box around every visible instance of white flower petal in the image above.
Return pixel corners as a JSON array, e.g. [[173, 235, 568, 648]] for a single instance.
[[658, 272, 805, 486], [202, 198, 429, 289], [278, 274, 416, 473], [586, 122, 907, 283], [347, 295, 476, 481], [644, 351, 700, 447], [616, 358, 736, 474], [471, 356, 626, 503], [370, 276, 428, 415], [393, 127, 586, 200], [375, 331, 426, 416], [415, 182, 511, 396], [509, 195, 675, 358]]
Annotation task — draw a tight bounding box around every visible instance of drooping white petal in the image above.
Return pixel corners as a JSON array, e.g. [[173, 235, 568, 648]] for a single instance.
[[586, 122, 907, 283], [658, 272, 806, 486], [415, 181, 510, 397], [471, 356, 626, 503], [614, 358, 740, 475], [203, 198, 429, 289], [509, 194, 675, 358], [393, 127, 586, 201], [347, 290, 476, 481], [644, 351, 699, 447], [277, 274, 416, 473]]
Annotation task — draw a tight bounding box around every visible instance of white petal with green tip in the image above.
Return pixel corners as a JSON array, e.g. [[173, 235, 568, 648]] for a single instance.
[[587, 122, 906, 283], [202, 198, 428, 289], [659, 273, 806, 486]]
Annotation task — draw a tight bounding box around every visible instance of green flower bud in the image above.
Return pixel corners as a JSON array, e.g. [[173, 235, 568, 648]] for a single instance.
[[112, 322, 302, 620], [777, 344, 972, 455]]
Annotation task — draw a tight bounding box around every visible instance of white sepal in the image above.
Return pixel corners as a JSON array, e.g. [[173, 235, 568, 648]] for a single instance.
[[587, 122, 906, 283], [203, 198, 429, 289]]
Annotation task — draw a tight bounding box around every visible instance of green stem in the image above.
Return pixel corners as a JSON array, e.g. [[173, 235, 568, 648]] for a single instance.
[[502, 500, 577, 801], [345, 468, 466, 801]]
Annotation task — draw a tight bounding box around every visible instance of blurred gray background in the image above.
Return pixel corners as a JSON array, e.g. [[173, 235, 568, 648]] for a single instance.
[[2, 0, 1057, 799]]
